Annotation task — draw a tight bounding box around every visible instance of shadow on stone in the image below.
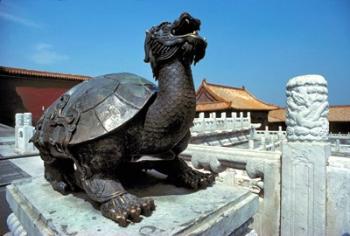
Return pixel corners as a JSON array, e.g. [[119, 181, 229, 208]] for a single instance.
[[71, 169, 197, 212]]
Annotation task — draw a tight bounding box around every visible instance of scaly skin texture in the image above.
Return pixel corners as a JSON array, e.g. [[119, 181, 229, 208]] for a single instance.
[[33, 13, 215, 227], [141, 59, 196, 154]]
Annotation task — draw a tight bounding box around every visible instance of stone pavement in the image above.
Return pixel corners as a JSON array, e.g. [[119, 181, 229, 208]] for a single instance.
[[0, 124, 16, 158], [0, 123, 43, 177]]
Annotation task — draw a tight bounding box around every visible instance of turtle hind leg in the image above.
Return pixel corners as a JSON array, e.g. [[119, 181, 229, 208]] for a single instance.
[[43, 158, 79, 195]]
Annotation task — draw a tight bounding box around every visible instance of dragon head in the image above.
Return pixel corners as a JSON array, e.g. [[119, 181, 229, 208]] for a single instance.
[[144, 12, 207, 78]]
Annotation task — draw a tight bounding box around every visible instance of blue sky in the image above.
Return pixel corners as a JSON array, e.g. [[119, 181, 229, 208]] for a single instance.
[[0, 0, 349, 106]]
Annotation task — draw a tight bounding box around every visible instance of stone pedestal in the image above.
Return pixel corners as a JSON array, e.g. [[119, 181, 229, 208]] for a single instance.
[[281, 142, 330, 236], [6, 177, 258, 236]]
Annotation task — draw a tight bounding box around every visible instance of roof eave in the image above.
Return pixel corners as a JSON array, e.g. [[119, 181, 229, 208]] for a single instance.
[[0, 66, 91, 81]]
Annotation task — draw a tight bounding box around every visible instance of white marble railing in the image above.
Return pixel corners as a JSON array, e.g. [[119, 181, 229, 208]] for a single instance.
[[254, 126, 286, 138], [182, 144, 281, 236], [329, 133, 350, 154], [255, 137, 282, 152], [329, 132, 350, 138], [246, 126, 285, 152], [253, 127, 350, 154], [191, 111, 252, 134], [182, 143, 350, 236], [256, 130, 350, 141], [15, 113, 37, 154], [331, 142, 350, 154], [326, 155, 350, 235], [186, 75, 350, 236]]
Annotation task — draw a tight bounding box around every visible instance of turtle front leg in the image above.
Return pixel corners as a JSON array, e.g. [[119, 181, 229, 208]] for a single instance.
[[82, 174, 155, 227], [154, 157, 216, 189], [43, 158, 78, 194], [152, 131, 216, 189]]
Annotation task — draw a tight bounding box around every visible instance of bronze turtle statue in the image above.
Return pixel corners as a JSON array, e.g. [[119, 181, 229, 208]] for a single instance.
[[31, 12, 215, 226]]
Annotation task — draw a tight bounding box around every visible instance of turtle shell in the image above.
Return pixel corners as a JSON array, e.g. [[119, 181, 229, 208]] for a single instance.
[[41, 73, 157, 145]]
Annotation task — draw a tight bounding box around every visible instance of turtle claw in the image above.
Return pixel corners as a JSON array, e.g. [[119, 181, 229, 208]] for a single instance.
[[100, 193, 155, 227], [168, 168, 216, 190], [129, 207, 142, 222], [141, 199, 155, 216], [46, 174, 76, 195], [51, 180, 70, 194]]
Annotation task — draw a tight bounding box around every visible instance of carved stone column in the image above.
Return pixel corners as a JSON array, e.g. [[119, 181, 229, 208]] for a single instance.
[[281, 75, 330, 236], [15, 113, 23, 150], [16, 112, 36, 154]]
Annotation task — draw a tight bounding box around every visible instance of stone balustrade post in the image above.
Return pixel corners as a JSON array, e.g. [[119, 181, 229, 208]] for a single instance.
[[247, 112, 251, 125], [240, 112, 244, 129], [23, 112, 32, 126], [209, 112, 214, 132], [15, 113, 24, 150], [271, 135, 275, 151], [335, 139, 340, 152], [199, 112, 205, 131], [231, 112, 237, 130], [281, 75, 330, 236], [250, 126, 256, 140], [211, 112, 217, 132], [261, 136, 266, 150], [278, 126, 284, 141], [248, 125, 255, 150], [16, 112, 37, 154], [265, 125, 269, 139], [221, 112, 227, 130], [249, 139, 254, 150]]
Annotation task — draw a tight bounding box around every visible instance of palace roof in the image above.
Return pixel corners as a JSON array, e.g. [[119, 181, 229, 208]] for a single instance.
[[268, 105, 350, 123], [0, 66, 91, 81], [196, 79, 279, 112]]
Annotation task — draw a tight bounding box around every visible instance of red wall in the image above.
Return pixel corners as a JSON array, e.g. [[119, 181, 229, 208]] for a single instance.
[[15, 86, 69, 122], [0, 77, 82, 126]]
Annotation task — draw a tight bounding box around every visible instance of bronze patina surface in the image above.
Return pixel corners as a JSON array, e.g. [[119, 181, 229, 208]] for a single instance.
[[31, 12, 215, 227]]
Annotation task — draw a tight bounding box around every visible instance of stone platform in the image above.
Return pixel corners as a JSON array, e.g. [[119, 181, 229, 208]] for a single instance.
[[6, 177, 258, 236]]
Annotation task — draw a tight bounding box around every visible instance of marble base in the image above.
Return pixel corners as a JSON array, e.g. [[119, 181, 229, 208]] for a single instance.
[[281, 142, 330, 236], [6, 177, 258, 236]]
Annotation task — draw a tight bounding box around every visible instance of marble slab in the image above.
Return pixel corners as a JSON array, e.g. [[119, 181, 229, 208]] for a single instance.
[[6, 177, 258, 236]]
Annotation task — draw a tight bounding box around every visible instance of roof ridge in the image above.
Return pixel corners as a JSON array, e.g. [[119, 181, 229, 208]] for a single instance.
[[200, 80, 227, 102], [271, 105, 350, 111], [241, 87, 280, 109], [198, 79, 281, 111], [329, 105, 350, 108], [196, 101, 231, 105], [0, 66, 91, 81], [269, 106, 350, 122], [204, 80, 245, 90]]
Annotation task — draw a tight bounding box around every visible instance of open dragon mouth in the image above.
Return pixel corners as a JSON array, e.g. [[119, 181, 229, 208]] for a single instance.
[[144, 12, 207, 78], [171, 12, 201, 36]]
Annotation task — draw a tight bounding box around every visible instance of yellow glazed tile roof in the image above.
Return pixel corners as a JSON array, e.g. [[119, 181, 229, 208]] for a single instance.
[[196, 80, 279, 111], [268, 106, 350, 123]]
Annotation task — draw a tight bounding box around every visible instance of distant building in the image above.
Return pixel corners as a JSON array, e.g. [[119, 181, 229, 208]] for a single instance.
[[268, 106, 350, 133], [0, 66, 91, 126], [196, 79, 279, 128]]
